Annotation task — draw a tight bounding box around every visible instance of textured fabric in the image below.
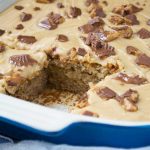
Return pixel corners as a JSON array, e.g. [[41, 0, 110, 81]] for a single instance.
[[0, 140, 150, 150]]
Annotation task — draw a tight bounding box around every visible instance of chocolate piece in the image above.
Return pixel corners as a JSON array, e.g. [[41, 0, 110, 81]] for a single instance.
[[115, 73, 147, 85], [136, 53, 150, 68], [90, 8, 106, 18], [0, 43, 5, 53], [16, 24, 24, 30], [0, 74, 3, 80], [116, 89, 139, 112], [85, 0, 99, 6], [70, 7, 82, 18], [79, 17, 104, 34], [102, 1, 108, 6], [123, 98, 138, 112], [125, 14, 139, 25], [78, 24, 94, 34], [77, 48, 87, 56], [96, 87, 116, 100], [126, 46, 140, 56], [85, 32, 102, 47], [82, 110, 99, 117], [137, 28, 150, 39], [39, 12, 64, 30], [57, 2, 64, 8], [14, 5, 24, 10], [88, 17, 105, 27], [147, 19, 150, 26], [57, 34, 68, 42], [47, 12, 64, 24], [20, 12, 32, 22], [36, 0, 54, 3], [39, 19, 57, 30], [122, 89, 139, 103], [86, 31, 119, 49], [0, 29, 5, 36], [34, 7, 41, 11], [9, 54, 37, 67], [95, 43, 116, 59], [17, 35, 37, 44], [112, 4, 142, 17]]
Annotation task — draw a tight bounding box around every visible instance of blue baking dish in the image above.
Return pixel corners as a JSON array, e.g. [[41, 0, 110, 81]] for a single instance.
[[0, 94, 150, 148]]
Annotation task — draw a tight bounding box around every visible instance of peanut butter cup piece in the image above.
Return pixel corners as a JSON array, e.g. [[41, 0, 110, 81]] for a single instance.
[[125, 14, 139, 25], [90, 8, 106, 18], [0, 43, 5, 53], [85, 0, 99, 6], [136, 54, 150, 68], [70, 7, 82, 18], [126, 46, 140, 56], [0, 29, 5, 36], [116, 89, 139, 112], [102, 1, 108, 6], [17, 35, 37, 44], [96, 87, 116, 100], [122, 89, 139, 103], [39, 19, 57, 30], [34, 7, 41, 11], [20, 12, 32, 22], [39, 12, 65, 30], [82, 111, 99, 117], [57, 34, 68, 42], [77, 48, 87, 56], [9, 54, 37, 67], [36, 0, 54, 3], [57, 3, 64, 8], [14, 5, 24, 10], [47, 12, 64, 24], [115, 73, 147, 85], [78, 24, 95, 34], [112, 4, 142, 17], [96, 43, 116, 59], [137, 28, 150, 39], [88, 16, 105, 27], [16, 24, 24, 30], [0, 74, 3, 80]]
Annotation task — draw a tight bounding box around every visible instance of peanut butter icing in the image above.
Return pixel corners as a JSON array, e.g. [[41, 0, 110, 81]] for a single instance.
[[0, 0, 150, 121]]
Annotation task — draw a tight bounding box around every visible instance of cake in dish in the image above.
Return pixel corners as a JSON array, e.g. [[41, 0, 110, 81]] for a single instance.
[[0, 0, 150, 121]]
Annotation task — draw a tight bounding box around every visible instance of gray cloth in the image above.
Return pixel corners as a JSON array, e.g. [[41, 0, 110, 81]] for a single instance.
[[0, 141, 150, 150]]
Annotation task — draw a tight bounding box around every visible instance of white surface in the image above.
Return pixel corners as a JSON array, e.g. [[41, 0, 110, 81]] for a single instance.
[[0, 141, 150, 150]]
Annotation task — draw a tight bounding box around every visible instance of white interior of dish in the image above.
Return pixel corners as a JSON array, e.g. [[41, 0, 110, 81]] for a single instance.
[[0, 94, 150, 132]]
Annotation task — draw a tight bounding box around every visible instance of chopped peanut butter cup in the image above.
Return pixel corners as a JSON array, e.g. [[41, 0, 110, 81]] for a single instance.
[[9, 54, 37, 67], [115, 73, 147, 85], [17, 35, 37, 44]]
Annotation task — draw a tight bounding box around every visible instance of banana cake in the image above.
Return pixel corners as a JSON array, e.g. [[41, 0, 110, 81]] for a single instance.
[[0, 0, 150, 121]]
